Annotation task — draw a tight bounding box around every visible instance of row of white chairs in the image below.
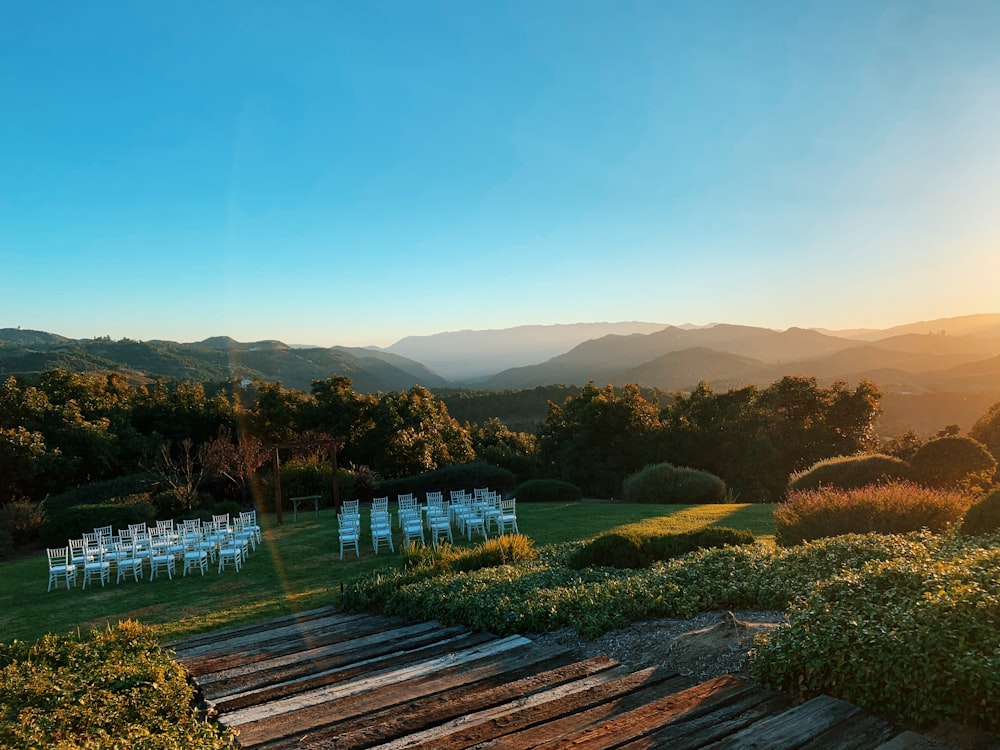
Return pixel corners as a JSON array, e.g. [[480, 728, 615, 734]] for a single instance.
[[46, 511, 262, 591], [336, 490, 519, 560]]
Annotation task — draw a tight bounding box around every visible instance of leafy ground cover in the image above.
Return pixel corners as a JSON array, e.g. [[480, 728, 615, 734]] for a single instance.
[[0, 503, 772, 643], [342, 528, 1000, 731]]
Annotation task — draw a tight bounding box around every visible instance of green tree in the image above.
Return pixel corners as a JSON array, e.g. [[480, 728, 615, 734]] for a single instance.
[[661, 377, 882, 501], [468, 417, 539, 479], [539, 382, 661, 498], [353, 386, 474, 478], [246, 382, 312, 444]]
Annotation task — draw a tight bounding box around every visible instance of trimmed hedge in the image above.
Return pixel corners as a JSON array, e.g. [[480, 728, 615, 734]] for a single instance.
[[909, 435, 996, 491], [788, 454, 912, 492], [961, 488, 1000, 536], [514, 479, 582, 503], [38, 499, 157, 548], [0, 620, 235, 748], [568, 527, 755, 569], [774, 481, 971, 547], [44, 473, 160, 514], [622, 463, 726, 504]]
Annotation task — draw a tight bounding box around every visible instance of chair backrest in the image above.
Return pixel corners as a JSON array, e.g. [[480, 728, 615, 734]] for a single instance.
[[156, 519, 174, 533], [47, 547, 69, 568], [338, 513, 360, 535], [450, 489, 468, 502], [82, 531, 102, 548], [397, 494, 416, 513], [94, 525, 113, 541], [425, 491, 443, 504], [239, 511, 256, 525], [372, 496, 389, 513], [128, 522, 147, 536]]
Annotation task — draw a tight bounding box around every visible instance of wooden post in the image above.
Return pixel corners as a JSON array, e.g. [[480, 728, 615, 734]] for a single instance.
[[273, 446, 283, 525], [330, 442, 341, 514]]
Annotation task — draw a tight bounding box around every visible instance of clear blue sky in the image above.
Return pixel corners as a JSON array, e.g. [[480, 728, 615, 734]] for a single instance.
[[3, 1, 999, 347]]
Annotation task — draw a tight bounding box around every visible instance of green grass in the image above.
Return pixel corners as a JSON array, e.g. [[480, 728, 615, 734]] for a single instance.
[[0, 503, 774, 644]]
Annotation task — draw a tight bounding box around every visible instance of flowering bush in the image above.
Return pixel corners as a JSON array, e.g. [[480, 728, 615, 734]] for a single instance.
[[773, 481, 970, 546]]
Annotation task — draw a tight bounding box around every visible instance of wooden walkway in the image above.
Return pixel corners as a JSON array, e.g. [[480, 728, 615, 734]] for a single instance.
[[170, 607, 959, 750]]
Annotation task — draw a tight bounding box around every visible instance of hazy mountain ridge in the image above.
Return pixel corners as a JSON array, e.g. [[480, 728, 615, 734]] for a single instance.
[[3, 315, 1000, 400], [0, 330, 444, 393]]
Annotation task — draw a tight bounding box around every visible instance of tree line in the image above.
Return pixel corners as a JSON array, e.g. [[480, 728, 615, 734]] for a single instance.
[[0, 368, 930, 505]]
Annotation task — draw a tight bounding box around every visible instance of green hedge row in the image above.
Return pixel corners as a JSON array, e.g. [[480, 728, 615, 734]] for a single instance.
[[567, 527, 754, 569]]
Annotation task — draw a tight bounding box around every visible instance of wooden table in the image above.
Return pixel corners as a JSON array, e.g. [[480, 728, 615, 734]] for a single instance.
[[290, 495, 321, 521]]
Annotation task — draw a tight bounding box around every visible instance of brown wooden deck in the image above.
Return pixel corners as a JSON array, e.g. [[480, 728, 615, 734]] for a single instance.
[[169, 607, 962, 750]]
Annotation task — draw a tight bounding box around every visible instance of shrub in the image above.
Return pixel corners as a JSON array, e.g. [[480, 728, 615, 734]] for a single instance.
[[0, 529, 13, 560], [568, 527, 755, 569], [774, 481, 970, 546], [788, 454, 912, 492], [377, 462, 517, 500], [622, 463, 727, 504], [960, 488, 1000, 536], [754, 548, 1000, 731], [44, 473, 160, 513], [514, 479, 582, 503], [38, 500, 156, 547], [0, 620, 235, 748], [908, 435, 997, 491], [0, 499, 47, 544]]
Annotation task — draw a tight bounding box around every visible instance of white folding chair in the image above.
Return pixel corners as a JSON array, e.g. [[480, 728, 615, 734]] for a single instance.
[[338, 513, 361, 559], [47, 547, 77, 592], [370, 510, 394, 554], [81, 544, 111, 589], [182, 534, 208, 576], [115, 541, 144, 583], [217, 531, 244, 573], [499, 497, 519, 534]]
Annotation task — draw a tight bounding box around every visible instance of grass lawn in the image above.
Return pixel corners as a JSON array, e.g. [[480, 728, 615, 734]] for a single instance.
[[1, 503, 774, 644]]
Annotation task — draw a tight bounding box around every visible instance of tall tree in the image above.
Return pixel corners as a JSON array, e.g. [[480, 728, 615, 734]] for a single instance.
[[539, 382, 661, 497]]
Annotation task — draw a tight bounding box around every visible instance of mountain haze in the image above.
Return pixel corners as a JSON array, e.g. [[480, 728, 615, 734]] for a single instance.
[[385, 322, 669, 379]]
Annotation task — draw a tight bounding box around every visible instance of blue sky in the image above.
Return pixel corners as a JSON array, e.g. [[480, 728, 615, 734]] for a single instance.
[[3, 1, 999, 347]]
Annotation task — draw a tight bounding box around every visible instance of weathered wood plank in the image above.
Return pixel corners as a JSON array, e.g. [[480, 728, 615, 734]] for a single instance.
[[276, 653, 615, 750], [466, 673, 696, 750], [175, 612, 398, 666], [165, 606, 339, 651], [363, 665, 638, 750], [235, 648, 599, 749], [178, 614, 411, 674], [213, 629, 496, 710], [170, 608, 363, 657], [798, 711, 899, 750], [222, 634, 533, 727], [595, 688, 791, 750], [528, 675, 757, 750], [876, 732, 956, 749], [701, 694, 862, 749]]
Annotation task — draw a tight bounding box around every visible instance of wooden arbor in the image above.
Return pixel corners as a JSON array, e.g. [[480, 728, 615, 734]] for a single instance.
[[269, 437, 346, 525]]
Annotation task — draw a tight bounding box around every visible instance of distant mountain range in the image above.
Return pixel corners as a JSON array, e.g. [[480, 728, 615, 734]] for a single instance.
[[2, 314, 999, 433]]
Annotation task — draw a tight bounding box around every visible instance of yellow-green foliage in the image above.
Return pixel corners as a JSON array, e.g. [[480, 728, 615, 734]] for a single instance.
[[754, 543, 1000, 730], [0, 620, 234, 749]]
